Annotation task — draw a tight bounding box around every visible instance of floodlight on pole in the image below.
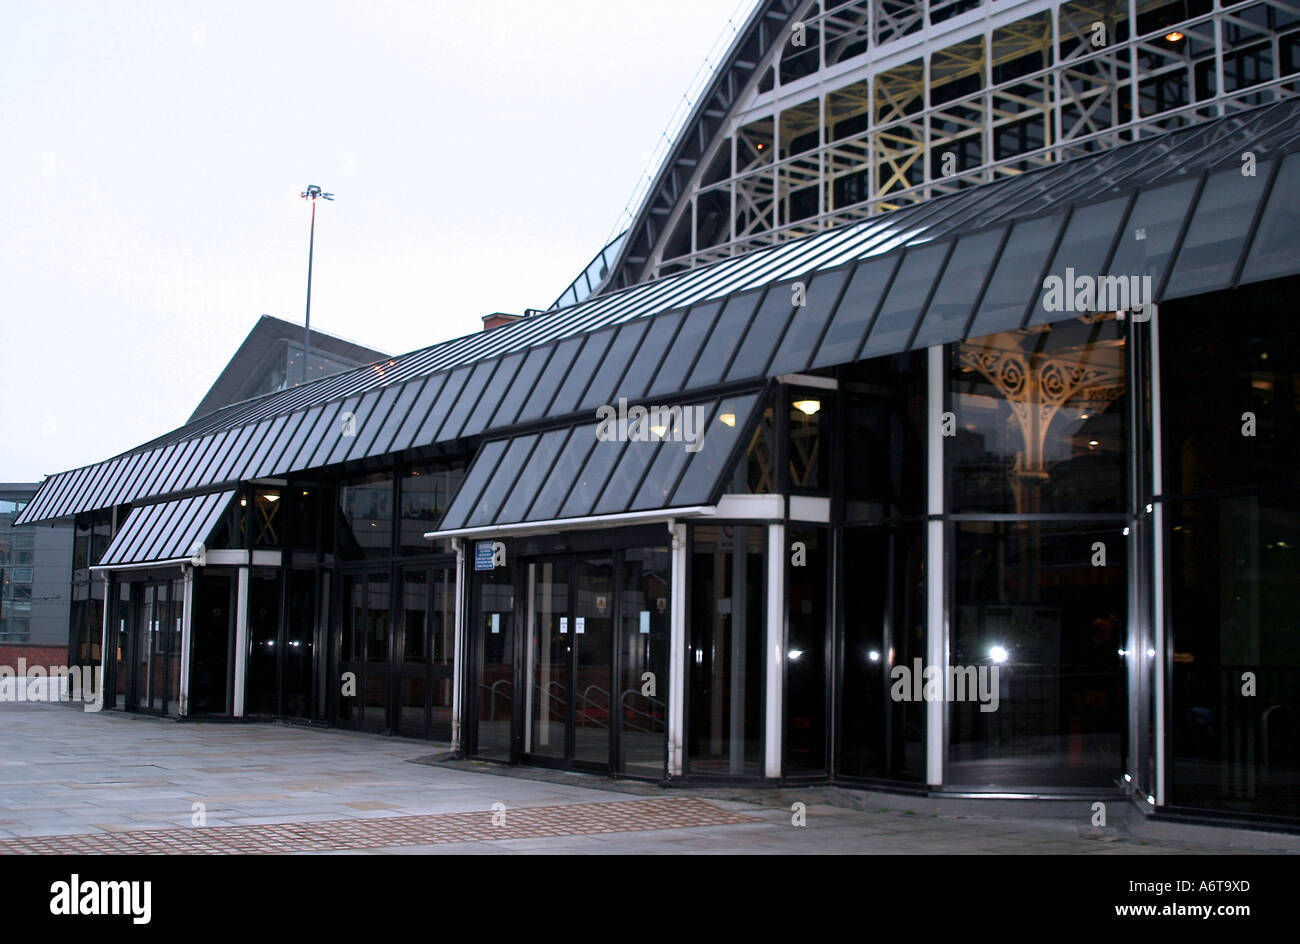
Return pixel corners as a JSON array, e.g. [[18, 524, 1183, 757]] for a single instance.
[[299, 185, 334, 385]]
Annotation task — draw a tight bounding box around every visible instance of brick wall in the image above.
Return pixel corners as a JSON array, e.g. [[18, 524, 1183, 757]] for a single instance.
[[0, 644, 69, 670]]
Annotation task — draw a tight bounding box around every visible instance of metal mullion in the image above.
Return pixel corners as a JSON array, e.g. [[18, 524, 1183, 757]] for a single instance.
[[390, 372, 449, 454], [472, 433, 545, 528], [349, 382, 407, 461], [955, 224, 1014, 342], [849, 253, 905, 363], [418, 368, 474, 445], [188, 430, 237, 491], [140, 498, 194, 563], [155, 440, 202, 496], [274, 408, 329, 478], [48, 465, 94, 520], [1154, 169, 1208, 301], [368, 375, 432, 458], [448, 441, 511, 530], [173, 436, 217, 493], [903, 238, 959, 351], [1229, 154, 1283, 287], [441, 359, 503, 443], [1015, 206, 1074, 331], [106, 452, 148, 507], [74, 462, 114, 515], [127, 502, 176, 564], [136, 443, 182, 499], [110, 505, 154, 565], [522, 428, 593, 523], [241, 414, 291, 480], [231, 418, 283, 482], [300, 401, 346, 470], [86, 457, 129, 511], [781, 258, 859, 376]]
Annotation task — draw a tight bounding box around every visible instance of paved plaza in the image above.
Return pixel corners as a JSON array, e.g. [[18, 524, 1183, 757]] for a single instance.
[[0, 703, 1295, 855]]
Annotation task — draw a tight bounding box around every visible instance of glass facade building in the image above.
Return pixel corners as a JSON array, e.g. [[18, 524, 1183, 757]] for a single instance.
[[14, 0, 1300, 829]]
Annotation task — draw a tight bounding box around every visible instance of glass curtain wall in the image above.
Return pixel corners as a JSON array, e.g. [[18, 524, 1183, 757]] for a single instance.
[[1162, 276, 1300, 820], [946, 316, 1129, 788]]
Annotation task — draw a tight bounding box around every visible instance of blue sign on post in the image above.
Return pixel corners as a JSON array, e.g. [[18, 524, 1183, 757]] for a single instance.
[[474, 541, 496, 571]]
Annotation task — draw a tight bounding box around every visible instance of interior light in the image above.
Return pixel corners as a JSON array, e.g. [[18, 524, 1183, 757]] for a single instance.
[[1147, 648, 1156, 657], [989, 645, 1009, 664], [1080, 412, 1090, 420], [787, 649, 803, 660], [240, 498, 247, 507], [868, 650, 881, 663], [719, 413, 736, 427], [262, 493, 280, 502], [1146, 795, 1156, 805], [1088, 439, 1099, 447], [793, 399, 822, 416], [649, 424, 668, 439], [1164, 30, 1184, 42], [1123, 774, 1132, 782]]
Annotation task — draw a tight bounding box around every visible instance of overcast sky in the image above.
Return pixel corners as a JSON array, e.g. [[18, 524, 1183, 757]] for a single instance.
[[0, 0, 749, 482]]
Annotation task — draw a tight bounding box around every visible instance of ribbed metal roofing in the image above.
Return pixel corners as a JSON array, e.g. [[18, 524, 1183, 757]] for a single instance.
[[94, 491, 235, 567], [17, 98, 1300, 526]]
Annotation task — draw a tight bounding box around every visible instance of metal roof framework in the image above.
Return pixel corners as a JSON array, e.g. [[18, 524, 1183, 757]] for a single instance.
[[16, 99, 1300, 527]]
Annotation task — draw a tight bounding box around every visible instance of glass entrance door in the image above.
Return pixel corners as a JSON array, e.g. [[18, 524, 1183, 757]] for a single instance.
[[525, 560, 569, 761], [397, 564, 456, 740], [523, 557, 614, 770]]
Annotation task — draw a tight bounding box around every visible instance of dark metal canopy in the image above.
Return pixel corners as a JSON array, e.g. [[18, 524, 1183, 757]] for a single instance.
[[93, 490, 235, 568], [17, 98, 1300, 527]]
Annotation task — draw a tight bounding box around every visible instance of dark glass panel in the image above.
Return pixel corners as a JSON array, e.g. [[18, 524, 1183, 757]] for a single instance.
[[1162, 278, 1300, 494], [951, 318, 1128, 514], [439, 439, 508, 532], [948, 520, 1126, 788], [1104, 177, 1199, 300], [400, 463, 464, 552], [347, 383, 405, 460], [491, 348, 550, 428], [1169, 493, 1300, 820], [325, 391, 380, 466], [842, 352, 926, 521], [337, 473, 394, 560], [526, 428, 594, 522], [388, 372, 447, 454], [810, 255, 899, 369], [839, 524, 926, 781], [785, 526, 828, 774], [863, 242, 952, 358], [438, 360, 498, 441], [672, 394, 758, 505], [618, 547, 670, 778], [361, 379, 426, 462], [468, 434, 538, 528], [551, 330, 614, 416], [1165, 164, 1273, 298], [966, 213, 1066, 338], [617, 311, 683, 402], [559, 436, 627, 519], [518, 336, 583, 422], [687, 524, 765, 777], [473, 568, 515, 760], [1028, 195, 1130, 325], [497, 428, 569, 524], [687, 289, 764, 389], [411, 366, 470, 447], [243, 414, 291, 479], [298, 402, 345, 471], [913, 226, 1004, 349], [629, 428, 694, 511], [725, 284, 799, 381], [648, 301, 721, 397], [768, 267, 851, 376], [462, 356, 521, 438], [1240, 153, 1300, 285], [580, 320, 650, 412]]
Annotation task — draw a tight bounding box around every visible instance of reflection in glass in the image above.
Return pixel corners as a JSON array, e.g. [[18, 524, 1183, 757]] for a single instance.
[[688, 525, 765, 777], [619, 548, 669, 778], [951, 318, 1128, 514]]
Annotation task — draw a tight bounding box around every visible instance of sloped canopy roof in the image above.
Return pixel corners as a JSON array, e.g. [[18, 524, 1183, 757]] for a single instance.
[[93, 491, 235, 569], [17, 98, 1300, 527]]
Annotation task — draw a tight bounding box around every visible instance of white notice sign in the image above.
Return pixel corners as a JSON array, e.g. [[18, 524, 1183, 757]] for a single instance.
[[560, 617, 568, 634], [575, 617, 585, 634]]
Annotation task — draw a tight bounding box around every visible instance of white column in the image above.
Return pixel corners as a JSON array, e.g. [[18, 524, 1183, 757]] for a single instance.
[[233, 566, 249, 718], [178, 566, 194, 716], [765, 522, 786, 779], [926, 345, 946, 787], [667, 522, 688, 778], [450, 538, 465, 752]]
